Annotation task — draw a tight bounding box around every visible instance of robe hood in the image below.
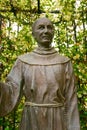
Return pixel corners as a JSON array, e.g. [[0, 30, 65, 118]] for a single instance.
[[18, 47, 70, 65]]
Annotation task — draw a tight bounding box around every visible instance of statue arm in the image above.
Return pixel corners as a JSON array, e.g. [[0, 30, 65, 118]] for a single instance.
[[65, 61, 80, 130], [0, 59, 24, 117]]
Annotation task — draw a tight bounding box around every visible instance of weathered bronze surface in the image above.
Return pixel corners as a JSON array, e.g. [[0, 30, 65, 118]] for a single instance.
[[0, 17, 80, 130]]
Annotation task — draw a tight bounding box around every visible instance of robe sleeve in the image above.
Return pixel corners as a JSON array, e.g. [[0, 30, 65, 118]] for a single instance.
[[65, 61, 80, 130], [0, 59, 24, 117]]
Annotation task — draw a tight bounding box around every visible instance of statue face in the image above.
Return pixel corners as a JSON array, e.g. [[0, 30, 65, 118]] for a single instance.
[[32, 17, 54, 47]]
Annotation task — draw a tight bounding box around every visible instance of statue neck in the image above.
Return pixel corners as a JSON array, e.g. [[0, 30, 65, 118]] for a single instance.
[[37, 44, 52, 51], [33, 46, 57, 55]]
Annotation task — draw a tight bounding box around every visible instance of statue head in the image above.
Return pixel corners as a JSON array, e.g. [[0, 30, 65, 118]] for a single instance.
[[32, 17, 54, 48]]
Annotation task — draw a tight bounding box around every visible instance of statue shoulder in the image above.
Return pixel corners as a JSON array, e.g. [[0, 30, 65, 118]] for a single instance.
[[56, 53, 70, 63], [18, 53, 30, 59], [18, 52, 32, 63]]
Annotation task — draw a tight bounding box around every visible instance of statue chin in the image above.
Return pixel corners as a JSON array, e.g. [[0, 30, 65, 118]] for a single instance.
[[37, 41, 52, 48]]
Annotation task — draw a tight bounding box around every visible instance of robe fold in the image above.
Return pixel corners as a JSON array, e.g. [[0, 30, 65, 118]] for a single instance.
[[0, 47, 80, 130]]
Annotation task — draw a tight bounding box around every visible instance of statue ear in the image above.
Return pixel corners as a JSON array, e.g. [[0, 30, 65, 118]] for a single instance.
[[32, 32, 35, 38], [32, 31, 34, 37], [32, 32, 36, 40]]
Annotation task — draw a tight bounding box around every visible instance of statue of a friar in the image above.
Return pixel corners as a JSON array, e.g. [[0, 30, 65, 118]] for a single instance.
[[0, 17, 80, 130]]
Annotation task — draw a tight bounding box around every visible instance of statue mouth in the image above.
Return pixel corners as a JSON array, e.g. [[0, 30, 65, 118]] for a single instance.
[[42, 35, 50, 39]]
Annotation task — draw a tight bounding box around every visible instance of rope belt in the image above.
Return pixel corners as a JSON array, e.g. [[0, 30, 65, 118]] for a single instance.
[[25, 102, 63, 108]]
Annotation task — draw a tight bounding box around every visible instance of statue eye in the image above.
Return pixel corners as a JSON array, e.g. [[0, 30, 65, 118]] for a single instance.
[[38, 25, 45, 29], [47, 25, 53, 30]]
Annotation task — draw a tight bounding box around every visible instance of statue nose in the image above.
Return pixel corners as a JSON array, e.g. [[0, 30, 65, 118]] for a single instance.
[[44, 27, 48, 33]]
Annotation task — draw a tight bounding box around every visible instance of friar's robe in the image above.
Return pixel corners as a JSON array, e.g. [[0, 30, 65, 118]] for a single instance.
[[0, 47, 80, 130]]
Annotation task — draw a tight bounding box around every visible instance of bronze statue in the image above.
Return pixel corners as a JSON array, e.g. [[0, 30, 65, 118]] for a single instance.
[[0, 17, 80, 130]]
